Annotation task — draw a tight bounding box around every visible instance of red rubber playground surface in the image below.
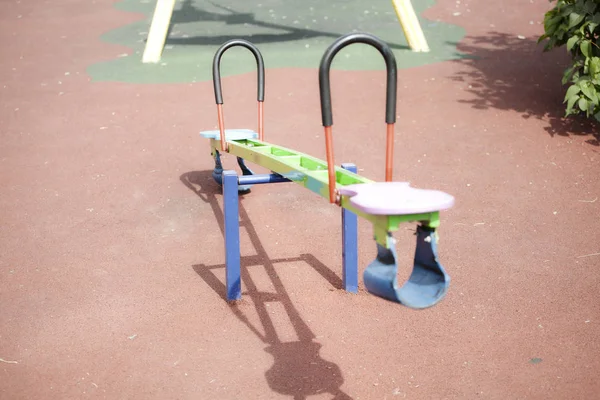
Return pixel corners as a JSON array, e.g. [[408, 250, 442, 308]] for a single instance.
[[1, 0, 599, 399]]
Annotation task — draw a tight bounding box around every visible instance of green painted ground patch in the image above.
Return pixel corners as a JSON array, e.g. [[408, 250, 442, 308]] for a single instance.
[[88, 0, 468, 83]]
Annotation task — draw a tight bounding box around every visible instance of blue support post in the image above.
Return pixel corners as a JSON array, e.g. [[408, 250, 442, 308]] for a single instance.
[[341, 163, 358, 293], [238, 173, 291, 186], [223, 170, 241, 300]]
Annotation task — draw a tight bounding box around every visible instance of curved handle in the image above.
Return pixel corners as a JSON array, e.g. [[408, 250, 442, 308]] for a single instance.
[[213, 39, 265, 104], [212, 39, 266, 150], [318, 32, 398, 203], [319, 32, 397, 126]]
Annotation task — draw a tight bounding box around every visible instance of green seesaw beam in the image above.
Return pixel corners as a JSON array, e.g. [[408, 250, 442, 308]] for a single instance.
[[208, 136, 440, 248]]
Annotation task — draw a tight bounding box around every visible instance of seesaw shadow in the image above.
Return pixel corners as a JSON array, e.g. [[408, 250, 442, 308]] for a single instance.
[[181, 170, 353, 400]]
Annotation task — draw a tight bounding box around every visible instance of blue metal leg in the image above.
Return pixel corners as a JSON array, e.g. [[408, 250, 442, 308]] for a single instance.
[[341, 163, 358, 293], [212, 151, 256, 194], [236, 157, 254, 193], [238, 174, 291, 186], [223, 170, 241, 300]]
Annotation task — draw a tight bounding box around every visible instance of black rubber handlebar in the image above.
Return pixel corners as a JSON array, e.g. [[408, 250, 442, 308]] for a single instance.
[[318, 32, 398, 127], [212, 39, 265, 104]]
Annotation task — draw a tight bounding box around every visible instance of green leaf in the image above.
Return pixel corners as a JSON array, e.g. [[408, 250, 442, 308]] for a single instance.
[[585, 0, 597, 13], [589, 22, 599, 33], [590, 57, 600, 78], [563, 64, 578, 84], [579, 81, 598, 105], [567, 35, 580, 51], [578, 97, 589, 111], [577, 75, 591, 83], [584, 57, 590, 74], [580, 81, 592, 96], [580, 40, 592, 57], [567, 93, 580, 112], [558, 23, 573, 42], [561, 5, 575, 18], [544, 15, 563, 33], [595, 111, 600, 122], [564, 84, 582, 102], [569, 12, 585, 28]]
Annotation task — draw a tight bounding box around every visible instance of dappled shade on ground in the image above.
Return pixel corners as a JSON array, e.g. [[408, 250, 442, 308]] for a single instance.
[[449, 31, 599, 144]]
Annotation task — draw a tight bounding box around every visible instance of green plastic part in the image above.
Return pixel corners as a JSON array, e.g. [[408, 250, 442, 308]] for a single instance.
[[212, 138, 442, 248]]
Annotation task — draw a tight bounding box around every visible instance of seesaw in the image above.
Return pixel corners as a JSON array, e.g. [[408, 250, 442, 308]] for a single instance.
[[200, 32, 454, 309]]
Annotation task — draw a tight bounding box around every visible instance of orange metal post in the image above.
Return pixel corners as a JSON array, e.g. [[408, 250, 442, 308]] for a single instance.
[[324, 126, 337, 203], [258, 101, 264, 141], [217, 104, 227, 151], [385, 123, 395, 181]]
